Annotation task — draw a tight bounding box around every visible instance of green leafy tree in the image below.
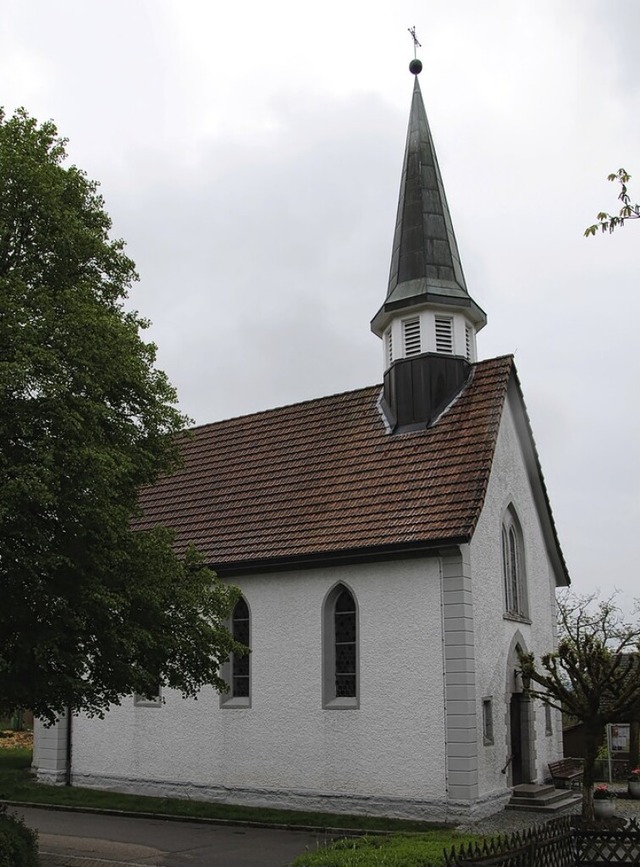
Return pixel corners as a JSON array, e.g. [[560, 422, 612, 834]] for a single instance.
[[518, 593, 640, 821], [0, 108, 242, 722], [585, 168, 640, 236]]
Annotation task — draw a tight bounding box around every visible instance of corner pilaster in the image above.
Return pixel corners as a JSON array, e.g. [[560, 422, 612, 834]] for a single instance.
[[33, 715, 69, 784], [441, 545, 479, 801]]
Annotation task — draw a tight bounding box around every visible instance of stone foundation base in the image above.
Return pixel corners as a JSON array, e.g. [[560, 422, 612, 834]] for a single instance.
[[69, 772, 511, 823], [36, 768, 68, 785]]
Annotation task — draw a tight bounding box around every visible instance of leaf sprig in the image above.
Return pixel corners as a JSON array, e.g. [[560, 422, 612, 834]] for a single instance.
[[585, 168, 640, 236]]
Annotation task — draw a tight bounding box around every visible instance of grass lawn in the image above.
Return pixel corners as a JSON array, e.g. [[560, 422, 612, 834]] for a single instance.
[[291, 832, 484, 867], [0, 744, 483, 842]]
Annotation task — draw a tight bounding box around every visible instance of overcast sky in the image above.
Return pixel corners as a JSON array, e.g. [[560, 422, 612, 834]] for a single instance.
[[4, 0, 639, 612]]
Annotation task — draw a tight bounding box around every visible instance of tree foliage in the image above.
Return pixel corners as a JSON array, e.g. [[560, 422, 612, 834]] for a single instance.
[[518, 592, 640, 820], [0, 108, 242, 722], [585, 168, 640, 236]]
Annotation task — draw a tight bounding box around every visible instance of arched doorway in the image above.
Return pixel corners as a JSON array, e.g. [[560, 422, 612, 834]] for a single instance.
[[506, 637, 536, 786]]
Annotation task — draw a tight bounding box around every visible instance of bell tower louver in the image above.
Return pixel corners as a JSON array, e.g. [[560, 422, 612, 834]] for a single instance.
[[372, 59, 487, 433]]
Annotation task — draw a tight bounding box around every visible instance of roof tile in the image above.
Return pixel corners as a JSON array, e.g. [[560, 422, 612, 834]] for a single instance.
[[135, 356, 514, 570]]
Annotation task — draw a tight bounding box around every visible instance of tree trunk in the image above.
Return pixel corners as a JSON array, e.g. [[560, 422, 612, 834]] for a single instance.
[[582, 724, 605, 822], [630, 720, 640, 771]]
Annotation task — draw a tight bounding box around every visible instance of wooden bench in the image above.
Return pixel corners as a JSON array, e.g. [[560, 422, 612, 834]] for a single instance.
[[548, 758, 584, 789]]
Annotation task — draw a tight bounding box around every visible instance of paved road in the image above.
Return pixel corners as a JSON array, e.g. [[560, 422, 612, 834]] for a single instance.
[[13, 806, 335, 867]]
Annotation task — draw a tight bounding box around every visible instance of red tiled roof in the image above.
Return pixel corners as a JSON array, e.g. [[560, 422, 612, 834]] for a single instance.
[[135, 356, 514, 572]]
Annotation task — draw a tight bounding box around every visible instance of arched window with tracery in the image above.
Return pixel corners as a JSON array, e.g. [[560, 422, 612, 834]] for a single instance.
[[232, 597, 250, 697], [323, 584, 359, 708], [502, 507, 528, 618], [221, 595, 251, 707]]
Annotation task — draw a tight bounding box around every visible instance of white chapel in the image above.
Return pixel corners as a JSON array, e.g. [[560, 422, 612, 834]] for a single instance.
[[34, 58, 570, 822]]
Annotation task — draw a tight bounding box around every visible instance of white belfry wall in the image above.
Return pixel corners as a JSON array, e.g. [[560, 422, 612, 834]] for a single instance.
[[67, 558, 449, 819], [471, 389, 564, 798], [383, 308, 477, 365]]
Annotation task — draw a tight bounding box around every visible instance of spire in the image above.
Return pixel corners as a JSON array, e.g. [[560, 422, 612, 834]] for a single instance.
[[372, 48, 487, 433], [371, 62, 486, 337]]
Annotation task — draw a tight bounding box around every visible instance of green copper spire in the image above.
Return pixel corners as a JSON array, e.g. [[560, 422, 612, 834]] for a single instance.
[[372, 69, 486, 336]]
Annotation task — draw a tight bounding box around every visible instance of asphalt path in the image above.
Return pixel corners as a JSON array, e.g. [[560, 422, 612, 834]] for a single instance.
[[13, 806, 336, 867]]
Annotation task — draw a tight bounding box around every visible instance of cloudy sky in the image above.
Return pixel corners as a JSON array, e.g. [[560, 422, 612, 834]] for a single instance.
[[4, 0, 639, 611]]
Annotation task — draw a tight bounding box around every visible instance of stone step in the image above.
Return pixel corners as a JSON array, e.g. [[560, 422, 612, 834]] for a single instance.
[[507, 784, 582, 813], [506, 793, 581, 813], [512, 783, 558, 799]]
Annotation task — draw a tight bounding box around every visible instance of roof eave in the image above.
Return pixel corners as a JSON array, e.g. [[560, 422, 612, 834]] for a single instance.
[[211, 536, 471, 577], [506, 371, 571, 588], [371, 286, 487, 336]]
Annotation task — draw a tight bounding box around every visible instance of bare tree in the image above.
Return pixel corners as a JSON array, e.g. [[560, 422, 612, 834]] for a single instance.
[[518, 592, 640, 821]]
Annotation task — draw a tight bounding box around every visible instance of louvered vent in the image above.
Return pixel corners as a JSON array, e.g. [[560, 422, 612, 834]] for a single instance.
[[435, 317, 453, 354], [403, 317, 421, 356], [384, 327, 393, 367], [465, 324, 472, 361]]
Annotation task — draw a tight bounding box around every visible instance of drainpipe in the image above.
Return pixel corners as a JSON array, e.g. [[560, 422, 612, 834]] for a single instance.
[[65, 705, 73, 786]]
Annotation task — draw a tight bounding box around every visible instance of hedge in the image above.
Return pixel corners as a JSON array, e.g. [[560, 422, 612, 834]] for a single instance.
[[0, 805, 39, 867]]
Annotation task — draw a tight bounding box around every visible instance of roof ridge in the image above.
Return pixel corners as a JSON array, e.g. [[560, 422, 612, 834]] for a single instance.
[[184, 355, 516, 434], [184, 383, 382, 433]]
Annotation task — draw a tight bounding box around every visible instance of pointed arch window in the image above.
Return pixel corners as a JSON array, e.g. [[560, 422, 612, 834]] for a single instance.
[[221, 595, 251, 707], [323, 584, 359, 708], [232, 597, 250, 697], [502, 508, 528, 619]]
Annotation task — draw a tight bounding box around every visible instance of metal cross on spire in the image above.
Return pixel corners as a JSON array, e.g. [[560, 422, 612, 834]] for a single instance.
[[408, 26, 421, 59], [407, 26, 423, 75]]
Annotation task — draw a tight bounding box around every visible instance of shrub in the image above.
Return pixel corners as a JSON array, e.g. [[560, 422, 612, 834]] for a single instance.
[[0, 805, 39, 867]]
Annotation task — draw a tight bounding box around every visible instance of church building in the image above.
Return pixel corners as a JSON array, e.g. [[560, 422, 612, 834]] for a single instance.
[[34, 60, 570, 822]]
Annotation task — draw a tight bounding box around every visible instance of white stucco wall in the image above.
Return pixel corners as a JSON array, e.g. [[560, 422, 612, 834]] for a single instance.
[[68, 557, 448, 817], [471, 388, 564, 798]]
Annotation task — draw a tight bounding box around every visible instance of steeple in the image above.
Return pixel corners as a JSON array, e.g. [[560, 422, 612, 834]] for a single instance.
[[372, 55, 487, 433]]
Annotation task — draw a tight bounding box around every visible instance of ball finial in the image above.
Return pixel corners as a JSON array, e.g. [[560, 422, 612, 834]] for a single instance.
[[409, 58, 422, 75]]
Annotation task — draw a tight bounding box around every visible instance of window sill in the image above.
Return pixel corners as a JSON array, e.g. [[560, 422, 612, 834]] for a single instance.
[[503, 612, 531, 625], [220, 696, 251, 709], [133, 692, 162, 708], [324, 696, 359, 710]]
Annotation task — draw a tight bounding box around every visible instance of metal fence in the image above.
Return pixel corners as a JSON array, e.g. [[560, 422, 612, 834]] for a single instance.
[[575, 819, 640, 866], [444, 817, 640, 867]]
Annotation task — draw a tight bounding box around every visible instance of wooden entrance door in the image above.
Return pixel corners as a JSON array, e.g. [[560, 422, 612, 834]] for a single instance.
[[510, 693, 524, 784]]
